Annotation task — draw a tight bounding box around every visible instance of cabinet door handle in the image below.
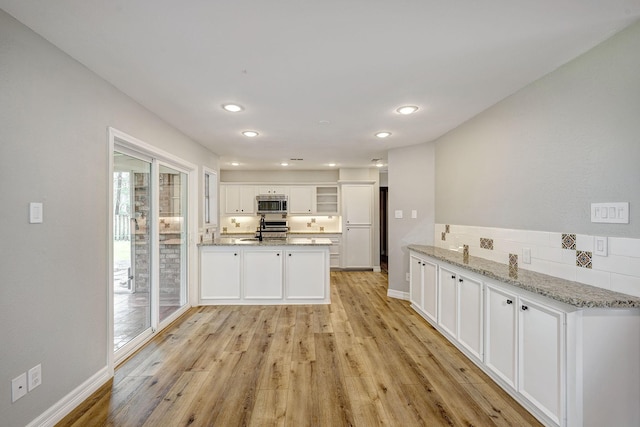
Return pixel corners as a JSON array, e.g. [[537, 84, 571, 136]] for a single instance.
[[458, 278, 463, 283], [506, 299, 512, 304], [521, 305, 528, 311], [288, 253, 292, 257], [234, 253, 237, 256], [451, 275, 456, 279], [277, 253, 280, 256], [422, 262, 426, 266]]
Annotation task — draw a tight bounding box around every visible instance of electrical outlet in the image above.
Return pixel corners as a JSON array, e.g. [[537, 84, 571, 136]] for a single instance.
[[405, 272, 410, 282], [28, 364, 42, 391], [11, 373, 27, 402]]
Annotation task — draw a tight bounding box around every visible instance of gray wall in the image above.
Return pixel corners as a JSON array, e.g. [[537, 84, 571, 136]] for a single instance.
[[0, 11, 217, 426], [387, 143, 435, 293], [435, 21, 640, 238]]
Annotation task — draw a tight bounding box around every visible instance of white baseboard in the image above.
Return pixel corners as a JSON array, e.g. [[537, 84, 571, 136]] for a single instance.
[[28, 366, 112, 427], [373, 266, 381, 273], [387, 288, 409, 300]]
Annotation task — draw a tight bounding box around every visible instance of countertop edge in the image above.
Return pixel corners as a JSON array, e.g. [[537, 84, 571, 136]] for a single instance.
[[408, 244, 640, 309], [200, 237, 333, 247]]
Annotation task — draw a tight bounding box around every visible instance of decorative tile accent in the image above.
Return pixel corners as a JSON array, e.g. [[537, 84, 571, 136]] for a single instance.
[[445, 224, 450, 233], [311, 218, 316, 223], [562, 233, 576, 250], [480, 238, 494, 250], [463, 244, 469, 263], [231, 218, 236, 223], [319, 226, 324, 232], [222, 227, 227, 233], [441, 232, 446, 241], [235, 222, 240, 228], [307, 222, 312, 227], [576, 251, 592, 269], [509, 254, 518, 269], [509, 253, 518, 278]]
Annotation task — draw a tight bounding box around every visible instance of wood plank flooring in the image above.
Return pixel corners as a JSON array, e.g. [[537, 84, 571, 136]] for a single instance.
[[57, 271, 542, 426]]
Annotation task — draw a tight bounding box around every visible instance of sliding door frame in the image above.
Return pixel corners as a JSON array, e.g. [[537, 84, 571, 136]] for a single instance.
[[108, 127, 198, 372]]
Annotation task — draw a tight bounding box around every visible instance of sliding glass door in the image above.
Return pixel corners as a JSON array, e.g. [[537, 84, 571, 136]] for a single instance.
[[113, 151, 152, 353], [158, 164, 188, 322], [111, 140, 191, 363]]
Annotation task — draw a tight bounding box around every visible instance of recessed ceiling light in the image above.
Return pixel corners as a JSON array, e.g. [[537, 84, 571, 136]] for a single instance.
[[222, 103, 244, 112], [231, 162, 239, 166], [375, 131, 392, 138], [280, 162, 289, 167], [242, 130, 259, 137], [396, 105, 419, 115], [328, 163, 336, 167]]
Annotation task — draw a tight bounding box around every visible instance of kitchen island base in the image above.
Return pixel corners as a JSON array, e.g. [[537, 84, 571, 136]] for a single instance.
[[200, 238, 331, 305]]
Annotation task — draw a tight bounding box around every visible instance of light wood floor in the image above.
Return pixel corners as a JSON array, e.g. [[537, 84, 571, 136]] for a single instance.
[[58, 271, 541, 426]]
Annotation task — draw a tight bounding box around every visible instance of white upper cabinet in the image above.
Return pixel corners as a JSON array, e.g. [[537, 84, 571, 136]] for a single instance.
[[342, 184, 372, 224], [258, 186, 288, 196], [288, 186, 316, 214], [224, 185, 255, 214]]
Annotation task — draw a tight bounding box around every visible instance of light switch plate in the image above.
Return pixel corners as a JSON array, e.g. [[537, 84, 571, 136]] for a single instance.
[[394, 210, 403, 219], [29, 202, 43, 224], [411, 210, 417, 219], [591, 202, 629, 223], [522, 248, 531, 264]]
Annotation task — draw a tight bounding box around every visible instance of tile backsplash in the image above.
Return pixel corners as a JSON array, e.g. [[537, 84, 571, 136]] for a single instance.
[[435, 224, 640, 297]]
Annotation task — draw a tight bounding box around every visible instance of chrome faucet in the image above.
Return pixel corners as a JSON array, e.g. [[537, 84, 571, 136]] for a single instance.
[[258, 216, 265, 241]]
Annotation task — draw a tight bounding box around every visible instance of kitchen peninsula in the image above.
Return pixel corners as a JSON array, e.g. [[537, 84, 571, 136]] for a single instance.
[[199, 237, 331, 304]]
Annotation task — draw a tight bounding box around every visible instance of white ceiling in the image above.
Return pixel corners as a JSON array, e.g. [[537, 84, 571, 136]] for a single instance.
[[2, 1, 639, 170]]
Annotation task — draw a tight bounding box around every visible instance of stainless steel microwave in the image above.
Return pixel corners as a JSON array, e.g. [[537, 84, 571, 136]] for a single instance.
[[256, 195, 288, 214]]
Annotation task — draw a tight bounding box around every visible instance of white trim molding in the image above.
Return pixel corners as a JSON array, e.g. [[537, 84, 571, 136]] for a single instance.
[[26, 366, 110, 427]]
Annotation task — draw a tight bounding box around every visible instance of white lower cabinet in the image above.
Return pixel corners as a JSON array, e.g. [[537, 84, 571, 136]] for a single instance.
[[243, 249, 283, 299], [285, 250, 326, 299], [200, 245, 330, 304], [518, 296, 564, 425], [438, 267, 458, 338], [485, 283, 563, 425], [409, 253, 437, 322], [344, 226, 371, 268], [437, 266, 483, 360], [485, 284, 518, 389], [200, 248, 241, 299], [457, 273, 483, 360]]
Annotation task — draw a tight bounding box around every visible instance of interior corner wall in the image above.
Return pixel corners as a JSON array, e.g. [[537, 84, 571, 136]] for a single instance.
[[388, 143, 435, 294], [435, 20, 640, 238], [0, 10, 217, 426]]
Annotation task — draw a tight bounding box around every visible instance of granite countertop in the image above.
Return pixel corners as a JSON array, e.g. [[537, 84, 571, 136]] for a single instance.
[[221, 231, 341, 236], [288, 231, 342, 235], [200, 237, 333, 246], [408, 245, 640, 309]]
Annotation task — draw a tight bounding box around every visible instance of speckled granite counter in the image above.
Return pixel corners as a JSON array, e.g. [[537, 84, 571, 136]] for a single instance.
[[287, 231, 342, 235], [408, 244, 640, 309], [201, 237, 332, 246]]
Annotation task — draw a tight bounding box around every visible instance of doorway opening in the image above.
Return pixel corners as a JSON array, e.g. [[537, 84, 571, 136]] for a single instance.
[[380, 186, 388, 273]]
